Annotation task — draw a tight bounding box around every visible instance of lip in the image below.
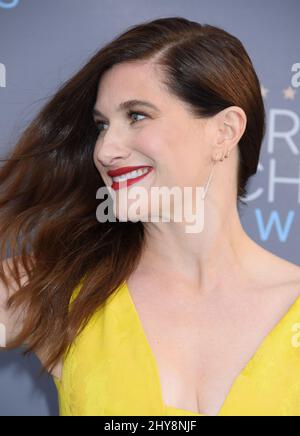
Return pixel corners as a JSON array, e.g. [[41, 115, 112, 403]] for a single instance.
[[107, 165, 152, 178], [111, 167, 154, 191]]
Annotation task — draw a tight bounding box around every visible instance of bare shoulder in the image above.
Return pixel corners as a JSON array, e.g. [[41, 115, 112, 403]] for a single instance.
[[253, 244, 300, 299], [267, 251, 300, 284], [50, 360, 63, 381]]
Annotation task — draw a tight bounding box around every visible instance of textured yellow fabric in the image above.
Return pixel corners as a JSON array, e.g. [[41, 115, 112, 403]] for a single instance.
[[53, 280, 300, 416]]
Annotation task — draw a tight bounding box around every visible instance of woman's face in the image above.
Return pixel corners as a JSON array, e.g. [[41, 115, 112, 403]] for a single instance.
[[93, 60, 215, 222]]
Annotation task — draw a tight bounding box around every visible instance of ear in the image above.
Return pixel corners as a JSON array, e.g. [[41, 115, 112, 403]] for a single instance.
[[215, 106, 247, 153]]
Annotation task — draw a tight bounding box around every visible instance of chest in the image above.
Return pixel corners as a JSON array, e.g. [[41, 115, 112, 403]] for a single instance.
[[126, 274, 300, 416]]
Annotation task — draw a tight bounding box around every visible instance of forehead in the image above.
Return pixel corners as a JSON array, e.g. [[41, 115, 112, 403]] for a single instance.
[[98, 61, 164, 95], [95, 61, 183, 112]]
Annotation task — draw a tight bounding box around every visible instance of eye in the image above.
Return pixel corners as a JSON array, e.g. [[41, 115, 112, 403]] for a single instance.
[[94, 111, 147, 134]]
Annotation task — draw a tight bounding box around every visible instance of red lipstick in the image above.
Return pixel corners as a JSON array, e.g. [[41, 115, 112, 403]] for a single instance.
[[108, 165, 152, 178], [108, 166, 154, 191]]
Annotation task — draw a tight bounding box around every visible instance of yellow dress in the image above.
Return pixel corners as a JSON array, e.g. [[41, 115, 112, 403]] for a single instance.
[[53, 279, 300, 416]]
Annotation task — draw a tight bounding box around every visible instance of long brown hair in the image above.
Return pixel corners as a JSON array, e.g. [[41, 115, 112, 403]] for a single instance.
[[0, 17, 266, 372]]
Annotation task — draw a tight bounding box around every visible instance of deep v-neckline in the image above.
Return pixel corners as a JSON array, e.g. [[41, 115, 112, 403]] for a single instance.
[[123, 280, 300, 417]]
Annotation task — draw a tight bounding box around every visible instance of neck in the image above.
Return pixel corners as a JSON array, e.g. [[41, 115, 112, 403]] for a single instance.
[[142, 201, 255, 294]]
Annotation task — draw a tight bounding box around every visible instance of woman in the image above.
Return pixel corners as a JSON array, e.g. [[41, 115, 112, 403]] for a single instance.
[[1, 16, 300, 417]]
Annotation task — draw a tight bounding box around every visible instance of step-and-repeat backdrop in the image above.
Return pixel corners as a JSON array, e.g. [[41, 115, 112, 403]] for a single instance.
[[0, 0, 299, 416]]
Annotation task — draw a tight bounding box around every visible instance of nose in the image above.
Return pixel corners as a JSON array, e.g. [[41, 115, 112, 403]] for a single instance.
[[95, 136, 131, 169]]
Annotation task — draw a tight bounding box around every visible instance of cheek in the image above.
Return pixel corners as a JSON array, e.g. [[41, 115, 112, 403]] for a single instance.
[[161, 131, 198, 173], [135, 128, 161, 157], [139, 123, 179, 160], [165, 141, 205, 187]]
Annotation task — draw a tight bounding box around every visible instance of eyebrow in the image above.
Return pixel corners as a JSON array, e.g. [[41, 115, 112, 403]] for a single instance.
[[92, 99, 160, 118]]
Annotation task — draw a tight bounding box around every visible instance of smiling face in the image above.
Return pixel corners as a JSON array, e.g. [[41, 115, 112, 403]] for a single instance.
[[93, 60, 216, 222]]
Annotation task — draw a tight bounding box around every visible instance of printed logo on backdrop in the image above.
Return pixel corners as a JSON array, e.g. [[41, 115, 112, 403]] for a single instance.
[[0, 0, 19, 9], [245, 64, 299, 243]]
